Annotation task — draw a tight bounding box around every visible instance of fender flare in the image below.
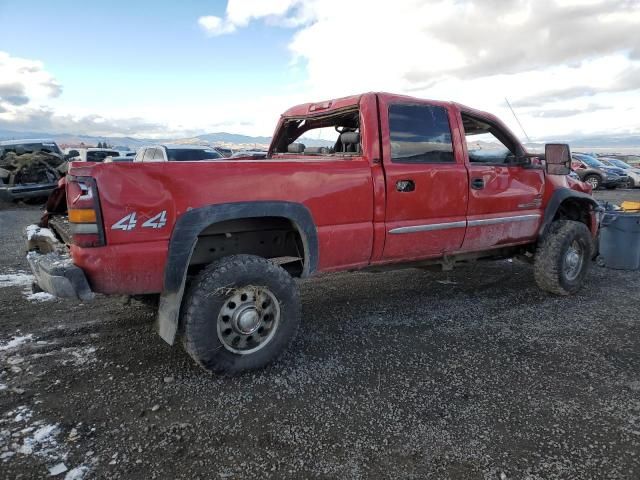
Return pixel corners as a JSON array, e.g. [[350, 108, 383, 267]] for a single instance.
[[157, 201, 318, 344], [538, 188, 599, 237]]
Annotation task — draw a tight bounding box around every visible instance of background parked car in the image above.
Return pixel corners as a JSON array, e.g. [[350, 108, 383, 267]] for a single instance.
[[213, 146, 233, 158], [571, 153, 628, 190], [65, 148, 124, 162], [0, 138, 64, 158], [133, 144, 224, 162], [0, 140, 66, 201], [599, 157, 640, 188], [0, 139, 67, 202], [603, 154, 640, 167], [230, 149, 268, 159]]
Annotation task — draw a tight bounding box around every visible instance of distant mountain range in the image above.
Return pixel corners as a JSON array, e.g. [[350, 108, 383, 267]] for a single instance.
[[0, 128, 334, 150], [0, 128, 638, 152]]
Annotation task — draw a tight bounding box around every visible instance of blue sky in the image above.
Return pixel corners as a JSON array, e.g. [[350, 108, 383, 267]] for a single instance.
[[0, 0, 638, 140], [0, 1, 302, 116]]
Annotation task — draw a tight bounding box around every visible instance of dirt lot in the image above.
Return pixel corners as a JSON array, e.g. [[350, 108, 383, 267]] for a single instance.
[[1, 190, 640, 479]]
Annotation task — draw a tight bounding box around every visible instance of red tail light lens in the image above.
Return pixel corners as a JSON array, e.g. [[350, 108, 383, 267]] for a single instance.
[[66, 176, 105, 247]]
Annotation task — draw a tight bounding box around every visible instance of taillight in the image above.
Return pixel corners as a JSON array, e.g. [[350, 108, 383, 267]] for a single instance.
[[66, 176, 105, 247]]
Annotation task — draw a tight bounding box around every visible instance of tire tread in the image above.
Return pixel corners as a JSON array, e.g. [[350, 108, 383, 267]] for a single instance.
[[181, 254, 300, 374], [534, 220, 592, 295]]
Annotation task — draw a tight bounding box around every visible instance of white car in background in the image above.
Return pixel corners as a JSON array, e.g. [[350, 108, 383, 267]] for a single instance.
[[133, 144, 224, 162], [66, 148, 129, 162], [600, 157, 640, 188]]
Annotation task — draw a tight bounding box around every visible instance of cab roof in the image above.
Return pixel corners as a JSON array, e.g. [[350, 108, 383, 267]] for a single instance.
[[280, 92, 456, 118]]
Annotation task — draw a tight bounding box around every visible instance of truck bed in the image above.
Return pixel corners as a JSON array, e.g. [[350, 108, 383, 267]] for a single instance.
[[48, 215, 72, 246]]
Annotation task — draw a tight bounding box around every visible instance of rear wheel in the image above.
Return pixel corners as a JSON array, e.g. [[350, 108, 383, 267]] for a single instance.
[[534, 220, 593, 295], [584, 175, 601, 190], [627, 178, 635, 188], [181, 254, 301, 374]]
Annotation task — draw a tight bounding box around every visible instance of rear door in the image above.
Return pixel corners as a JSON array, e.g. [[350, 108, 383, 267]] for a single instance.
[[379, 97, 468, 261], [458, 110, 545, 251]]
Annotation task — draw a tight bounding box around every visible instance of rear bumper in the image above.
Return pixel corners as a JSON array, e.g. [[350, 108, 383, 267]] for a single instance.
[[25, 225, 94, 301], [0, 183, 58, 202]]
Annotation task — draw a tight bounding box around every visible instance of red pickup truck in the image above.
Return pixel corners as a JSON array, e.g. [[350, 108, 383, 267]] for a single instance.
[[27, 92, 598, 374]]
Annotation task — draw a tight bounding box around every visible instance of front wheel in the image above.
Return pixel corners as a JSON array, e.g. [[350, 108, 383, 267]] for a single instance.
[[584, 175, 601, 190], [533, 220, 593, 295], [181, 254, 301, 374]]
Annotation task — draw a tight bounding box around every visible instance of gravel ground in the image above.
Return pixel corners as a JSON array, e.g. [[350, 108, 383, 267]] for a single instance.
[[1, 190, 639, 479]]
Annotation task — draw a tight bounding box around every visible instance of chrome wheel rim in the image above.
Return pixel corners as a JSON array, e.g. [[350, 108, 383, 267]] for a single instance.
[[216, 286, 280, 355], [587, 177, 598, 189], [563, 240, 584, 281]]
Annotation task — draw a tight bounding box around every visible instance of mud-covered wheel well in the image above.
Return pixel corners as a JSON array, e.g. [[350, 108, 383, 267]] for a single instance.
[[553, 199, 592, 230], [188, 217, 305, 277]]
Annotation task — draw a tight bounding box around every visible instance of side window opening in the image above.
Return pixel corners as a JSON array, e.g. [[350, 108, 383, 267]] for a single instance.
[[462, 114, 516, 164], [388, 104, 454, 163], [273, 109, 361, 157]]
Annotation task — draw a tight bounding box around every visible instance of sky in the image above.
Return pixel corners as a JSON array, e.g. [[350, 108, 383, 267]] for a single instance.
[[0, 0, 639, 142]]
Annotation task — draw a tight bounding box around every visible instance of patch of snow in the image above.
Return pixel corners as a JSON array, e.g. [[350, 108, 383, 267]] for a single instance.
[[0, 269, 59, 302], [1, 451, 15, 461], [1, 407, 71, 467], [65, 465, 89, 480], [0, 383, 6, 391], [66, 347, 97, 367], [13, 406, 33, 423], [49, 462, 68, 476], [0, 334, 34, 351], [26, 292, 55, 302], [18, 423, 61, 457], [0, 272, 33, 288], [28, 345, 97, 368], [25, 224, 57, 242]]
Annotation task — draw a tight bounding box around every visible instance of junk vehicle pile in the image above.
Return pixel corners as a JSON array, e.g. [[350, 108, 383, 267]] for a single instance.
[[0, 139, 68, 202], [24, 92, 603, 375]]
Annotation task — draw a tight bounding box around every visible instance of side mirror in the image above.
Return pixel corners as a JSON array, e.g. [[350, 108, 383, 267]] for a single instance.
[[545, 143, 571, 175]]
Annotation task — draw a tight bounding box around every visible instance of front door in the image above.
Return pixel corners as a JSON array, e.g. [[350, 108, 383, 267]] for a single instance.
[[379, 99, 469, 261], [458, 111, 545, 252]]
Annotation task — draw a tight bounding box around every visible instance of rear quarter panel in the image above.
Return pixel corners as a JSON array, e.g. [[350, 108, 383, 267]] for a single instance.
[[73, 158, 375, 293]]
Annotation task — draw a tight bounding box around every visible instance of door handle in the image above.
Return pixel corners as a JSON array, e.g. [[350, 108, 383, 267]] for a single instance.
[[471, 178, 485, 190], [396, 179, 415, 192]]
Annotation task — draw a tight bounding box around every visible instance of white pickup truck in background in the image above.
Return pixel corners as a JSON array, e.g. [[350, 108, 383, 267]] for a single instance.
[[64, 147, 134, 162]]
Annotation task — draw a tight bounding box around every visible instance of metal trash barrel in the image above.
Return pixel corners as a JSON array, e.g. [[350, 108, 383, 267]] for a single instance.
[[599, 212, 640, 270]]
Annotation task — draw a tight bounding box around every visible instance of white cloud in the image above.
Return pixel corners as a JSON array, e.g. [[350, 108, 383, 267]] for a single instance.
[[197, 0, 640, 140], [2, 1, 640, 142], [0, 51, 61, 116], [198, 15, 236, 36], [198, 0, 303, 36]]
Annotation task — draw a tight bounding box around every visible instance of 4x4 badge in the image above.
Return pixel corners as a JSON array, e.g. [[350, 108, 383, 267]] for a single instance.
[[111, 211, 167, 231]]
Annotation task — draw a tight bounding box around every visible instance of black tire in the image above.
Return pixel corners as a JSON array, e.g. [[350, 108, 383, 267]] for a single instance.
[[181, 254, 301, 374], [534, 220, 593, 295], [583, 174, 601, 190], [628, 178, 635, 188]]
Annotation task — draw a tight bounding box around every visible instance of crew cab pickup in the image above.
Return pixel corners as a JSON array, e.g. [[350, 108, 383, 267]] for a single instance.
[[26, 92, 599, 374]]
